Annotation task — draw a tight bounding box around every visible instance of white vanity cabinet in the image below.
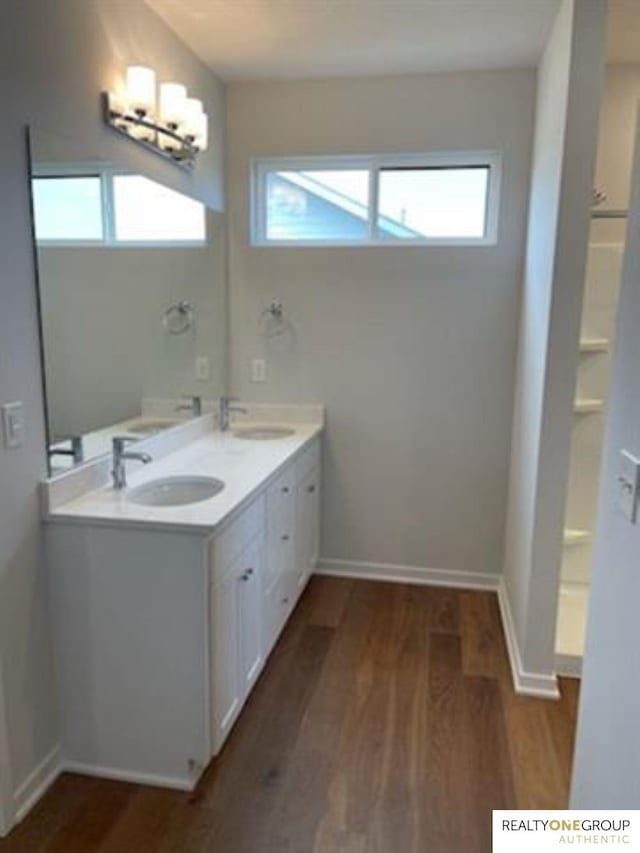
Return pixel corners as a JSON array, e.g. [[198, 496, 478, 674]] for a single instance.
[[262, 438, 321, 651], [46, 433, 321, 791]]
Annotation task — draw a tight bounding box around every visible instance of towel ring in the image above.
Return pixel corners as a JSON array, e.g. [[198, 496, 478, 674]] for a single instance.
[[260, 299, 285, 338], [163, 300, 194, 335]]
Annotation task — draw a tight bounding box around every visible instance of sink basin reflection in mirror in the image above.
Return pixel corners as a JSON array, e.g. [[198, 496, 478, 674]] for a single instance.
[[127, 476, 225, 507], [233, 426, 296, 440], [126, 419, 181, 437]]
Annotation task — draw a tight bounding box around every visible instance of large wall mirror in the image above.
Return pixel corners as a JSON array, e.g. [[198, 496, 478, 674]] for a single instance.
[[28, 126, 227, 476]]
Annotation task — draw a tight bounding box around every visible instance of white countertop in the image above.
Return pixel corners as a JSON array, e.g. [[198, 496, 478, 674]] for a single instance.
[[45, 423, 321, 534]]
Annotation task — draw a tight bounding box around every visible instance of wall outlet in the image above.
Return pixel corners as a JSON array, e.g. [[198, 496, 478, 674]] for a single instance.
[[617, 449, 640, 523], [195, 357, 210, 381], [2, 402, 25, 449], [251, 358, 266, 383]]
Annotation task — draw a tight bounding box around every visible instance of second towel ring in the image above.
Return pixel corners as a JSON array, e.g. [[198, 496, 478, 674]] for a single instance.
[[163, 300, 194, 335]]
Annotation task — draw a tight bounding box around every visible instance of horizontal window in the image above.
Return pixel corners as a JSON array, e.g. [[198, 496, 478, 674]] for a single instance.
[[31, 167, 206, 246], [251, 152, 500, 247]]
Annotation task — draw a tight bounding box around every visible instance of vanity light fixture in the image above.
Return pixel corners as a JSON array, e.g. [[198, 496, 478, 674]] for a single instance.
[[104, 65, 209, 168]]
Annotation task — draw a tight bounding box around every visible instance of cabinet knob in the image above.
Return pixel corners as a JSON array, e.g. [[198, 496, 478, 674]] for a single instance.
[[282, 486, 290, 494], [281, 534, 290, 541], [241, 568, 254, 582], [282, 597, 290, 605], [307, 484, 316, 493]]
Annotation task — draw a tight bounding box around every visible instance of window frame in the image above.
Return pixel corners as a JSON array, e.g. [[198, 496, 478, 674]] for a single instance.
[[31, 162, 207, 249], [250, 151, 501, 248]]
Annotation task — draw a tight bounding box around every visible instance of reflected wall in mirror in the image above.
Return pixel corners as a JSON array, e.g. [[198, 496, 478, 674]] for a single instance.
[[28, 127, 228, 476]]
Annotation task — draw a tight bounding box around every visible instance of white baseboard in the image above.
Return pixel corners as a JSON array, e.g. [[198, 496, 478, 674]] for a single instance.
[[316, 558, 500, 591], [8, 753, 195, 832], [62, 761, 195, 792], [13, 744, 62, 824], [497, 579, 560, 700], [555, 652, 582, 679]]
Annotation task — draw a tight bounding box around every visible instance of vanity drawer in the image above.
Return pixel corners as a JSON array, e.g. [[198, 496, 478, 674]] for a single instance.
[[266, 468, 295, 519], [295, 438, 320, 484], [210, 495, 265, 582], [264, 468, 295, 594]]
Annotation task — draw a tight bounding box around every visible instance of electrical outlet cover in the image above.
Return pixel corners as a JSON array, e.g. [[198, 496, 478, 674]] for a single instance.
[[251, 358, 266, 382], [195, 357, 210, 381]]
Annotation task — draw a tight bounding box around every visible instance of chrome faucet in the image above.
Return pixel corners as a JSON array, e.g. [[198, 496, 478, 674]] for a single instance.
[[48, 435, 84, 465], [218, 397, 248, 431], [176, 395, 202, 417], [112, 436, 152, 490]]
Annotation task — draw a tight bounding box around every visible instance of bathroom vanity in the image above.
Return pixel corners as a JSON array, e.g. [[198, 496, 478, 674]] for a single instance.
[[27, 123, 324, 793], [45, 421, 322, 790]]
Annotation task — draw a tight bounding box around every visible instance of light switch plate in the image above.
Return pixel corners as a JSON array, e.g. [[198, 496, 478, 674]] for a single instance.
[[617, 449, 640, 523], [2, 401, 25, 449]]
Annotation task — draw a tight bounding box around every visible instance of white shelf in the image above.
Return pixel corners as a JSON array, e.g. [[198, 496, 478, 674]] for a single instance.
[[564, 528, 591, 546], [579, 337, 609, 353], [573, 398, 605, 414]]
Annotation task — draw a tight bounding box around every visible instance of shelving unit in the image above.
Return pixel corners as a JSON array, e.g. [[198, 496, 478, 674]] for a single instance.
[[579, 337, 609, 353], [573, 398, 605, 414], [563, 528, 591, 547]]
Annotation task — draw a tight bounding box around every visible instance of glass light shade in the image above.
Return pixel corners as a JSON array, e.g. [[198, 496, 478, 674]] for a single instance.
[[183, 98, 204, 138], [126, 66, 156, 115], [194, 112, 209, 151], [159, 82, 187, 128], [109, 91, 128, 117], [129, 122, 156, 144]]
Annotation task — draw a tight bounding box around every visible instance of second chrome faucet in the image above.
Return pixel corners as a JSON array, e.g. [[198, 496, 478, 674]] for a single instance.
[[218, 397, 248, 431], [112, 436, 152, 490]]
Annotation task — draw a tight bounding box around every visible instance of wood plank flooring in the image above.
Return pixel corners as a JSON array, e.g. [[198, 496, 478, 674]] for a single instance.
[[0, 577, 579, 852]]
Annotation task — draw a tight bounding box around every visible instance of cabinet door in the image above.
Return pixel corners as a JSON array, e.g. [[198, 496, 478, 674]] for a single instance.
[[210, 570, 240, 751], [237, 534, 264, 696], [297, 467, 320, 590]]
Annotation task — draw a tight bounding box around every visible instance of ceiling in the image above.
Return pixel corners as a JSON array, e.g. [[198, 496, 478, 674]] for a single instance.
[[146, 0, 561, 82]]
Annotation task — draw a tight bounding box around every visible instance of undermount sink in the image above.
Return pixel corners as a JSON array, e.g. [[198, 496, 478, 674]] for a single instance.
[[127, 476, 225, 507], [233, 426, 295, 440]]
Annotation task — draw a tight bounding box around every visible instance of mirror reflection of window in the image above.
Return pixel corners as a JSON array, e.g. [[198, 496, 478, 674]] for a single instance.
[[31, 169, 206, 245], [32, 175, 103, 241], [112, 175, 206, 243]]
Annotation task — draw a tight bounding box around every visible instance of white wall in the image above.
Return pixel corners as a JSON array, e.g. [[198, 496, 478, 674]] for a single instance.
[[227, 69, 535, 577], [591, 63, 640, 244], [502, 0, 606, 685], [0, 0, 225, 831], [570, 114, 640, 808], [596, 64, 640, 210]]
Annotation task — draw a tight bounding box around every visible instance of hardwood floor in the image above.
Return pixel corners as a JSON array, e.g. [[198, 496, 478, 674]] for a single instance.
[[0, 577, 579, 852]]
